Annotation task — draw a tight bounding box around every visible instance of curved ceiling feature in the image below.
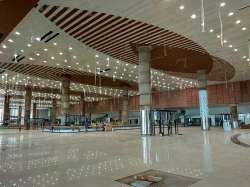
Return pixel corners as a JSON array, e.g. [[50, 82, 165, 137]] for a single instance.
[[0, 61, 137, 90], [0, 0, 38, 43], [168, 56, 235, 81], [0, 83, 111, 98], [37, 4, 235, 81]]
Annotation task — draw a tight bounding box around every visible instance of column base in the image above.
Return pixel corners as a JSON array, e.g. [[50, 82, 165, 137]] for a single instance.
[[140, 108, 153, 136]]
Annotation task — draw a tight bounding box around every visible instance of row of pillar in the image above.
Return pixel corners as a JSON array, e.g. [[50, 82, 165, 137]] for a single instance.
[[1, 78, 88, 129]]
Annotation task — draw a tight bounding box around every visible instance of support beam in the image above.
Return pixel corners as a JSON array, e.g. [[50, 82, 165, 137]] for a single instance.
[[138, 46, 152, 136], [18, 105, 22, 127], [121, 90, 129, 125], [230, 104, 238, 128], [197, 70, 209, 131], [61, 77, 70, 125], [51, 99, 57, 126], [24, 87, 32, 130], [32, 102, 37, 128], [3, 94, 10, 125], [80, 93, 86, 116]]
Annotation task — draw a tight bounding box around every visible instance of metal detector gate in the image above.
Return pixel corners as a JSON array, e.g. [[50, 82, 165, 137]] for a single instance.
[[151, 109, 179, 136]]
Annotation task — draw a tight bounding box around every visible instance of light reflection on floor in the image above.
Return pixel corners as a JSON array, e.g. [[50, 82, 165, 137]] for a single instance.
[[0, 128, 250, 187]]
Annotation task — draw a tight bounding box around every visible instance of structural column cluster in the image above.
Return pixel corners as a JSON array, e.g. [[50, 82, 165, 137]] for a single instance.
[[120, 90, 129, 125], [24, 87, 32, 130], [138, 46, 152, 135], [197, 70, 209, 131], [51, 99, 57, 126], [3, 94, 10, 125], [61, 77, 70, 125]]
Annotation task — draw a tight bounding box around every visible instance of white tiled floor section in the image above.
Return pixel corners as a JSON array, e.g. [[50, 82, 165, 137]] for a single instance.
[[0, 127, 250, 187]]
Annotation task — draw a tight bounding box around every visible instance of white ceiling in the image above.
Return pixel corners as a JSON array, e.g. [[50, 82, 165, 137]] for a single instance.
[[0, 0, 250, 97]]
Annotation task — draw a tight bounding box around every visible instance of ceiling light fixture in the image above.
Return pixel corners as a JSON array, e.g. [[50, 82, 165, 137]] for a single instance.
[[209, 29, 214, 33], [179, 5, 184, 10], [242, 27, 247, 31], [228, 12, 234, 16], [44, 48, 48, 51], [2, 44, 7, 48], [27, 43, 32, 47], [220, 2, 226, 7], [15, 31, 21, 35], [236, 20, 241, 24], [191, 14, 197, 19], [8, 39, 14, 43]]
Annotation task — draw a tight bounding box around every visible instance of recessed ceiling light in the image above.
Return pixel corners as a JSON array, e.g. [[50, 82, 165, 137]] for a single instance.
[[209, 29, 214, 33], [217, 35, 221, 38], [76, 62, 79, 65], [95, 54, 99, 58], [59, 52, 63, 55], [8, 39, 14, 43], [247, 59, 250, 62], [242, 27, 247, 31], [44, 48, 48, 51], [20, 49, 24, 53], [220, 2, 226, 7], [51, 56, 55, 60], [36, 53, 40, 56], [223, 40, 227, 43], [243, 56, 247, 59], [2, 44, 7, 48], [229, 45, 233, 48], [69, 47, 73, 50], [179, 5, 185, 10], [0, 51, 3, 54], [73, 56, 77, 59], [64, 59, 68, 63], [27, 43, 32, 47], [43, 60, 47, 63], [191, 14, 197, 19], [234, 48, 238, 52], [236, 20, 241, 24], [29, 57, 34, 61], [228, 12, 234, 16], [56, 63, 60, 66], [53, 42, 57, 46], [15, 31, 21, 35]]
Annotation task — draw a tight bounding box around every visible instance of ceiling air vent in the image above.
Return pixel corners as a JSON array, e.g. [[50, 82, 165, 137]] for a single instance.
[[11, 54, 25, 62], [40, 31, 59, 43]]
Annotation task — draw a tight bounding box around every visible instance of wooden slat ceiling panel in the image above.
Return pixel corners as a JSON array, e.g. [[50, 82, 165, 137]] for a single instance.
[[0, 62, 137, 90], [37, 4, 208, 67]]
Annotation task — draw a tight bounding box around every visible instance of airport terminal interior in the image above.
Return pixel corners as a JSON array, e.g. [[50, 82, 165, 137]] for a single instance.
[[0, 0, 250, 186]]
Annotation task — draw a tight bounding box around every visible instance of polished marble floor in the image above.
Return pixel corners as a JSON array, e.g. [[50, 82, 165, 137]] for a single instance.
[[0, 127, 250, 187]]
